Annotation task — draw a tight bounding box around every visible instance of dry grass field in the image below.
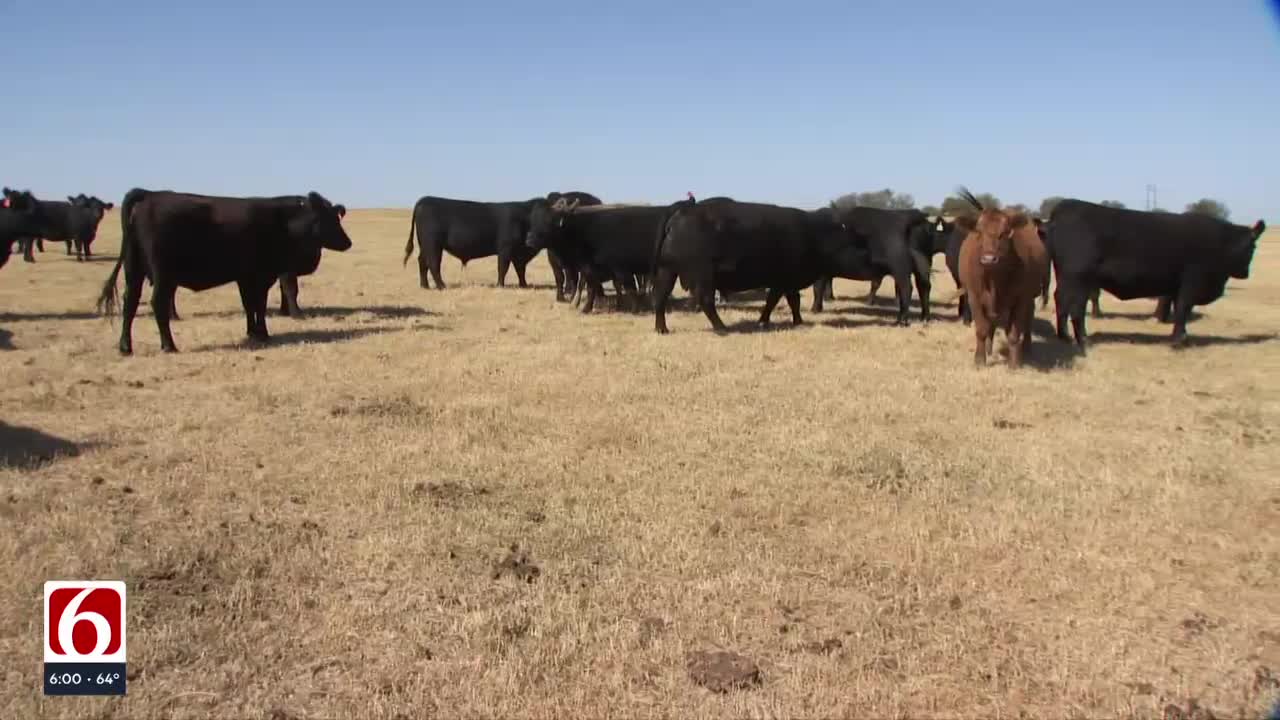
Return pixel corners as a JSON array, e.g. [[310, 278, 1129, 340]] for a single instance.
[[2, 209, 1279, 720]]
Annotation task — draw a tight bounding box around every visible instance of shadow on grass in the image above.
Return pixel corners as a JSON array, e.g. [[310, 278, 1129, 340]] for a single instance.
[[194, 324, 422, 352], [1090, 331, 1277, 348], [0, 310, 101, 322], [0, 422, 87, 469], [0, 328, 12, 350], [177, 304, 437, 321]]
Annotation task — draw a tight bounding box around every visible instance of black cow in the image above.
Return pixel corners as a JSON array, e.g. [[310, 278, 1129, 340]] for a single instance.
[[17, 194, 114, 261], [170, 203, 347, 321], [1045, 199, 1265, 350], [2, 188, 47, 270], [861, 215, 953, 306], [544, 191, 604, 300], [526, 199, 670, 313], [96, 189, 352, 355], [403, 195, 552, 290], [650, 198, 870, 333], [810, 207, 933, 325]]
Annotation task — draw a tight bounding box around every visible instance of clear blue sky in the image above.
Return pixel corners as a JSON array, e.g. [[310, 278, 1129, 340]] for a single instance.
[[3, 0, 1277, 221]]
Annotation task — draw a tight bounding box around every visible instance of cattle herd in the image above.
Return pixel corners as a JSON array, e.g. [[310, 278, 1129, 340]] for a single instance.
[[0, 184, 1267, 367]]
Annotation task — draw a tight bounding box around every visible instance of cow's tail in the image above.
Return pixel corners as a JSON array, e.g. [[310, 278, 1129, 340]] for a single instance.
[[97, 188, 146, 317], [403, 197, 424, 266], [956, 186, 984, 212], [652, 194, 696, 278]]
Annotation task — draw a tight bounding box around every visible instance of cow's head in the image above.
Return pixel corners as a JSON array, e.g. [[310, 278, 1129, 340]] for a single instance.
[[925, 216, 953, 255], [526, 197, 580, 250], [2, 187, 40, 215], [290, 192, 352, 251], [962, 210, 1030, 267], [71, 195, 115, 222], [1227, 220, 1266, 279]]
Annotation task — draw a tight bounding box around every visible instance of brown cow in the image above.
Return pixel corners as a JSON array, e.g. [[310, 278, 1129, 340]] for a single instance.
[[955, 189, 1049, 369]]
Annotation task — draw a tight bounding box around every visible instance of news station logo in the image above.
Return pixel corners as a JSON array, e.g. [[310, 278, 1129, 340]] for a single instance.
[[43, 581, 127, 696]]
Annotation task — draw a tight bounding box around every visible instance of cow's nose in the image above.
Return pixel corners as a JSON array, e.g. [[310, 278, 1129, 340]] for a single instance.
[[980, 254, 997, 265]]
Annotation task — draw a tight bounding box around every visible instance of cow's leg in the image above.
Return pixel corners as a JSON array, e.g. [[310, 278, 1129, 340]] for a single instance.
[[959, 292, 972, 326], [971, 292, 991, 367], [699, 285, 728, 333], [1053, 283, 1072, 341], [865, 276, 882, 304], [65, 240, 74, 256], [652, 267, 678, 334], [616, 272, 640, 313], [547, 250, 567, 301], [1068, 292, 1089, 354], [22, 238, 35, 263], [1007, 306, 1028, 370], [118, 265, 145, 356], [428, 244, 447, 290], [82, 234, 94, 259], [254, 284, 271, 341], [759, 288, 785, 326], [825, 277, 836, 301], [581, 277, 605, 314], [1170, 288, 1197, 348], [1154, 296, 1174, 324], [417, 251, 432, 289], [514, 259, 530, 288], [278, 274, 302, 317], [496, 251, 511, 287], [910, 250, 932, 322], [1090, 288, 1103, 318], [785, 290, 804, 326], [892, 263, 914, 327], [810, 277, 829, 313], [151, 279, 179, 353], [36, 238, 44, 253]]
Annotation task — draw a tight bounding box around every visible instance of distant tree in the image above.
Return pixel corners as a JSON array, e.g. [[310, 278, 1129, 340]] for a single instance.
[[921, 205, 941, 217], [1005, 203, 1031, 216], [940, 192, 1001, 217], [1150, 207, 1169, 213], [1184, 198, 1230, 221], [1100, 200, 1126, 209], [832, 188, 916, 212], [1038, 196, 1065, 219]]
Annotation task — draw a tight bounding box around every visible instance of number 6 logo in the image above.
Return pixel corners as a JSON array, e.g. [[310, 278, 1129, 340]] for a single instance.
[[44, 581, 126, 663]]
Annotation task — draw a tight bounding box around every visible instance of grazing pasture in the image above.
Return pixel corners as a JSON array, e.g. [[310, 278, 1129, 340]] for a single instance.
[[1, 209, 1278, 719]]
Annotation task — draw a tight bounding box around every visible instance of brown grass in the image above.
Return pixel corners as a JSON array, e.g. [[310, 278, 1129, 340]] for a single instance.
[[2, 210, 1279, 719]]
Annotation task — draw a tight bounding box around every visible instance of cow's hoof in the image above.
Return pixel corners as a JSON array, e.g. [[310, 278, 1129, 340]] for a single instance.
[[161, 345, 178, 354], [1171, 336, 1189, 350], [118, 345, 133, 356]]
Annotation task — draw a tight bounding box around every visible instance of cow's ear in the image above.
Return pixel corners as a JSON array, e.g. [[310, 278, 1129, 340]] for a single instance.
[[105, 203, 115, 210], [1251, 220, 1266, 239], [334, 204, 346, 218]]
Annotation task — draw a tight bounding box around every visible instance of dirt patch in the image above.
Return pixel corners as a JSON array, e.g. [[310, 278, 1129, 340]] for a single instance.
[[1180, 611, 1220, 637], [412, 481, 490, 508], [492, 544, 540, 583], [687, 650, 762, 693], [1161, 697, 1222, 720]]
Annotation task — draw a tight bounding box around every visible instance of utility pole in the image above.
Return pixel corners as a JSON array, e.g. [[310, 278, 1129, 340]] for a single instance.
[[1145, 184, 1158, 211]]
